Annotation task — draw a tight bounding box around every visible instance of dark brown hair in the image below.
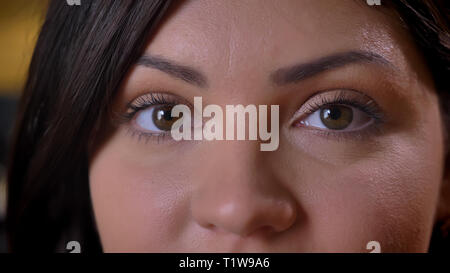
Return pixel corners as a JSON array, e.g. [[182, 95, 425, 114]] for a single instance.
[[6, 0, 173, 252], [6, 0, 450, 252], [389, 0, 450, 252]]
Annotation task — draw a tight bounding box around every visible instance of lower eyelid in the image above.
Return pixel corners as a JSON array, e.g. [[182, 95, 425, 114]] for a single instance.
[[291, 89, 383, 122], [125, 125, 172, 144], [294, 121, 385, 142], [123, 90, 386, 143], [291, 99, 385, 141]]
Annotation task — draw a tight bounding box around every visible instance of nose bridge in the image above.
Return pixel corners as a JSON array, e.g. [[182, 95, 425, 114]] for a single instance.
[[190, 141, 297, 236]]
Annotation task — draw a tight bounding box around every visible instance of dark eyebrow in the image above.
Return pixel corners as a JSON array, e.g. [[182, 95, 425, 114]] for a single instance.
[[271, 50, 394, 85], [137, 55, 208, 88]]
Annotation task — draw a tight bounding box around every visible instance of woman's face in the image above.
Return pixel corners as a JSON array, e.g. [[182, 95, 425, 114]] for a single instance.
[[89, 0, 446, 252]]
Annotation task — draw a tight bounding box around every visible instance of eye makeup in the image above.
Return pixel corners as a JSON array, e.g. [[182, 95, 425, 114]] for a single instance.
[[117, 92, 190, 143], [118, 88, 386, 144], [124, 92, 183, 119], [291, 89, 386, 140]]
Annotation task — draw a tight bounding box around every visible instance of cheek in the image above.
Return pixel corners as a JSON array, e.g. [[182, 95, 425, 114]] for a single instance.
[[288, 139, 442, 252], [363, 144, 442, 252], [279, 94, 444, 252], [89, 136, 191, 252]]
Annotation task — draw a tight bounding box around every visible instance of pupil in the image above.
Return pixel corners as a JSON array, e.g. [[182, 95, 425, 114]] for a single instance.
[[155, 107, 173, 121], [163, 109, 172, 121], [327, 107, 341, 120], [153, 105, 177, 131]]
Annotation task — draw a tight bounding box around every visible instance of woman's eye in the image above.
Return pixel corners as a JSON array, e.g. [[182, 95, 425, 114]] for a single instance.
[[135, 104, 181, 133], [299, 105, 373, 131]]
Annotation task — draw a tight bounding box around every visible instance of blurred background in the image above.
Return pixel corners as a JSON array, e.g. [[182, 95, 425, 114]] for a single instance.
[[0, 0, 47, 252]]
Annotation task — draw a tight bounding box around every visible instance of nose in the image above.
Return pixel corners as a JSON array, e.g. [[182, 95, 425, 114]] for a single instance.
[[190, 142, 297, 237]]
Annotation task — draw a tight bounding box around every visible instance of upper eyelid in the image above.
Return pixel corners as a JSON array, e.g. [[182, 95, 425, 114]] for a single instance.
[[304, 98, 379, 115], [118, 92, 195, 135], [296, 89, 380, 113], [289, 89, 384, 125], [111, 92, 177, 127], [127, 92, 178, 108], [124, 92, 193, 116], [122, 89, 383, 125]]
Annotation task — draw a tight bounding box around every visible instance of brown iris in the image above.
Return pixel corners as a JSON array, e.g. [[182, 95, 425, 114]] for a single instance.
[[152, 105, 180, 131], [320, 105, 353, 130]]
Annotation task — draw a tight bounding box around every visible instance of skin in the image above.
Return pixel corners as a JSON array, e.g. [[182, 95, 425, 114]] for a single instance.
[[89, 0, 448, 252]]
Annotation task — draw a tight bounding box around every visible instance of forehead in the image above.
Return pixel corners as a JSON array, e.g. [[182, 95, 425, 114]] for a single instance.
[[138, 0, 421, 93], [148, 1, 401, 58]]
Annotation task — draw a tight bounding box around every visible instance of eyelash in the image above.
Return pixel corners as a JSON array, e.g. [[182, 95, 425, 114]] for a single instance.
[[125, 93, 179, 117], [120, 90, 385, 143], [120, 92, 183, 143], [296, 90, 385, 140]]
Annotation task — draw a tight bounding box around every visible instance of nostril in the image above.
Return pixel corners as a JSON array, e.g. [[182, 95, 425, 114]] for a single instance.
[[247, 225, 277, 238], [196, 217, 217, 230], [193, 197, 298, 237], [190, 172, 300, 238]]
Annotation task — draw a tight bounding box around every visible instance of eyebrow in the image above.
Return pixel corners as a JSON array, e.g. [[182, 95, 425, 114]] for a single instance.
[[270, 50, 394, 85], [137, 54, 208, 88], [137, 50, 393, 88]]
